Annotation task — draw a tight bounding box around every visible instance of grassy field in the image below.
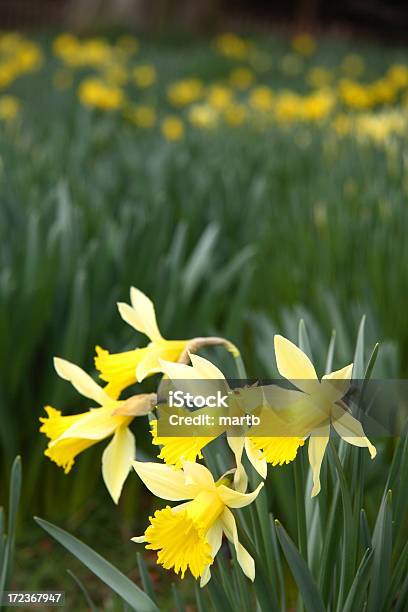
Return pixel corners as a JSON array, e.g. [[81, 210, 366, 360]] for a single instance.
[[0, 29, 407, 608]]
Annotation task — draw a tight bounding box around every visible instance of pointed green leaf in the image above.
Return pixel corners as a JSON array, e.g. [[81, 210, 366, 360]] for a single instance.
[[275, 520, 325, 612], [34, 517, 158, 612]]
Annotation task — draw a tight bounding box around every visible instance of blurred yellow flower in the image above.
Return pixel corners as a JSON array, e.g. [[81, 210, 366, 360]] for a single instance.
[[387, 64, 408, 88], [0, 95, 20, 121], [292, 33, 316, 56], [249, 86, 274, 112], [189, 103, 218, 129], [223, 103, 247, 126], [301, 89, 335, 121], [102, 63, 128, 86], [126, 104, 156, 128], [341, 54, 365, 78], [215, 33, 251, 59], [167, 78, 203, 106], [161, 115, 184, 141], [307, 66, 332, 88], [78, 78, 124, 110], [133, 64, 156, 88], [339, 79, 371, 110], [274, 91, 302, 122], [54, 34, 113, 68], [207, 85, 233, 109], [229, 67, 254, 89]]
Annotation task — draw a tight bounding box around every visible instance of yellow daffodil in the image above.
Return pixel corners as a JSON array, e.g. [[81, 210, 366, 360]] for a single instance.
[[215, 33, 251, 60], [273, 335, 376, 497], [292, 33, 316, 56], [78, 78, 124, 111], [40, 357, 154, 503], [153, 352, 267, 492], [132, 64, 156, 88], [167, 78, 203, 107], [229, 67, 254, 90], [95, 287, 188, 398], [125, 104, 156, 128], [0, 96, 20, 121], [132, 460, 263, 585], [161, 115, 184, 141]]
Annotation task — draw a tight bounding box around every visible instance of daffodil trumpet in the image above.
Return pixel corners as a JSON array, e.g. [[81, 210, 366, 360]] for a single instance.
[[272, 334, 377, 497], [40, 357, 155, 503], [132, 460, 263, 585], [94, 286, 239, 399]]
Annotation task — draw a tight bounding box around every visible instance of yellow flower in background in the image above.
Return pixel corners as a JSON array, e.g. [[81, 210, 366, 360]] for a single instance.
[[94, 287, 188, 398], [132, 460, 263, 584], [292, 33, 316, 56], [274, 91, 302, 123], [133, 64, 156, 88], [161, 115, 184, 141], [229, 66, 254, 89], [78, 78, 124, 111], [188, 103, 218, 129], [126, 104, 156, 128], [207, 85, 233, 109], [307, 66, 332, 88], [215, 33, 251, 60], [387, 64, 408, 88], [102, 63, 129, 86], [339, 79, 371, 110], [341, 53, 365, 78], [167, 78, 203, 107], [40, 358, 154, 502], [54, 34, 113, 68], [223, 103, 247, 126], [249, 86, 274, 112], [368, 78, 396, 105], [301, 89, 335, 121], [0, 96, 20, 121], [273, 335, 376, 497]]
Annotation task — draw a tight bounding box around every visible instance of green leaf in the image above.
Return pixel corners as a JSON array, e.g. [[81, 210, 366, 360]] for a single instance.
[[325, 330, 336, 374], [171, 583, 186, 612], [298, 319, 312, 359], [342, 548, 373, 612], [136, 553, 156, 605], [34, 517, 158, 612], [275, 520, 325, 612], [6, 456, 22, 583], [67, 569, 98, 612], [352, 316, 366, 379], [367, 490, 393, 612]]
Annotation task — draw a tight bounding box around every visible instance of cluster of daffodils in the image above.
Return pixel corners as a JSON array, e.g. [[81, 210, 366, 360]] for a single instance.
[[2, 29, 408, 145], [0, 33, 42, 123], [40, 287, 376, 584]]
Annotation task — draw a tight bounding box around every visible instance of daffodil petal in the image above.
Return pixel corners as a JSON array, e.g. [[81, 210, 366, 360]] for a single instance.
[[308, 421, 330, 497], [102, 426, 135, 503], [217, 482, 264, 508], [131, 535, 146, 543], [274, 335, 319, 394], [55, 408, 119, 441], [189, 353, 226, 380], [132, 461, 197, 500], [226, 436, 247, 493], [129, 287, 163, 342], [182, 461, 216, 490], [54, 357, 109, 405], [200, 521, 223, 587], [331, 405, 376, 458], [158, 359, 198, 381], [221, 507, 255, 581], [244, 438, 268, 479], [322, 364, 353, 401]]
